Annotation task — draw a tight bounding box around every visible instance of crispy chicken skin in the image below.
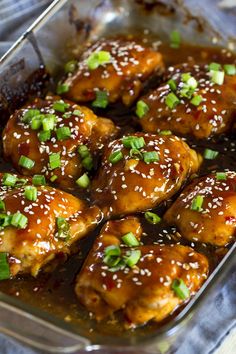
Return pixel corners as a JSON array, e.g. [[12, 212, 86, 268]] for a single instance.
[[0, 173, 101, 277], [61, 38, 164, 106], [91, 133, 201, 217], [75, 217, 209, 326], [2, 96, 117, 189], [164, 172, 236, 246], [138, 63, 236, 139]]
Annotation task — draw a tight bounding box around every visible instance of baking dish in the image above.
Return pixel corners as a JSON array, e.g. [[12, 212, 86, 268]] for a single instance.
[[0, 0, 235, 352]]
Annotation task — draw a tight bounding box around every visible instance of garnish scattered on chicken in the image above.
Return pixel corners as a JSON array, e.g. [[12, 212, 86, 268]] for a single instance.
[[59, 38, 164, 106], [0, 173, 101, 278], [75, 217, 209, 326], [3, 96, 117, 189], [91, 133, 201, 217], [137, 63, 236, 139], [164, 171, 236, 246]]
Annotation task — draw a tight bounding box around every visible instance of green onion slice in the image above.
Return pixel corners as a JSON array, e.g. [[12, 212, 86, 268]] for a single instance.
[[56, 217, 70, 239], [0, 200, 5, 211], [170, 30, 181, 49], [0, 253, 10, 281], [167, 79, 177, 91], [49, 153, 61, 170], [64, 60, 77, 74], [56, 83, 69, 95], [53, 100, 69, 113], [191, 195, 204, 212], [203, 148, 219, 160], [22, 109, 40, 124], [76, 173, 90, 188], [172, 278, 190, 300], [143, 151, 159, 164], [210, 70, 225, 85], [145, 211, 161, 224], [19, 155, 35, 170], [121, 232, 139, 246], [223, 64, 236, 76], [216, 172, 227, 180], [136, 100, 149, 119], [2, 173, 17, 187], [122, 136, 145, 149], [56, 126, 71, 141], [108, 150, 123, 164], [32, 175, 46, 186], [11, 212, 28, 229], [87, 50, 111, 70], [78, 145, 90, 159], [124, 250, 141, 268], [92, 90, 108, 108], [82, 156, 93, 171], [208, 62, 221, 71], [0, 214, 12, 228], [165, 92, 180, 109], [24, 186, 37, 201], [159, 130, 172, 136], [129, 148, 143, 160], [190, 95, 203, 106], [38, 130, 51, 142]]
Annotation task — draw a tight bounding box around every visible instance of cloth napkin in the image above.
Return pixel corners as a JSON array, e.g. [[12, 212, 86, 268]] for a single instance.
[[0, 1, 235, 353]]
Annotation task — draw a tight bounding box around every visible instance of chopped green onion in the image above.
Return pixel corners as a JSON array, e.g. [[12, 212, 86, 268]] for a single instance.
[[76, 173, 90, 188], [124, 250, 141, 268], [216, 172, 227, 180], [22, 109, 40, 123], [63, 112, 71, 119], [11, 212, 28, 229], [73, 109, 82, 116], [104, 245, 121, 257], [122, 136, 145, 150], [167, 79, 177, 91], [210, 70, 225, 85], [56, 217, 70, 239], [50, 175, 58, 182], [144, 211, 161, 224], [187, 77, 198, 89], [143, 151, 159, 164], [109, 150, 123, 164], [92, 90, 108, 108], [56, 83, 69, 95], [15, 178, 28, 186], [2, 173, 17, 187], [0, 200, 5, 211], [121, 232, 139, 247], [170, 30, 181, 49], [181, 73, 191, 82], [190, 95, 203, 106], [24, 186, 37, 201], [38, 130, 51, 142], [32, 174, 46, 186], [49, 153, 61, 170], [0, 214, 12, 228], [0, 253, 10, 281], [191, 195, 204, 211], [223, 64, 236, 76], [42, 115, 55, 131], [172, 278, 190, 300], [19, 155, 35, 170], [56, 126, 71, 141], [64, 60, 77, 74], [159, 130, 172, 135], [136, 100, 149, 119], [208, 62, 221, 71], [31, 116, 42, 130], [203, 148, 219, 160], [87, 50, 111, 70], [165, 92, 180, 109], [53, 100, 69, 113], [78, 145, 90, 159], [179, 85, 195, 99], [129, 148, 143, 160], [82, 156, 93, 171]]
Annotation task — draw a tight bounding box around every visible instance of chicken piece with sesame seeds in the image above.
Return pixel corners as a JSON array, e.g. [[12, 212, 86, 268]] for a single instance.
[[138, 63, 236, 139], [91, 133, 201, 217], [60, 37, 164, 106], [0, 173, 101, 277], [2, 96, 118, 189], [75, 217, 209, 326], [164, 171, 236, 246]]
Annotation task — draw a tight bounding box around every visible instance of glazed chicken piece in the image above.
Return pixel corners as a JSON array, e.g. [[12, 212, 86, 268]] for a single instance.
[[3, 95, 117, 189], [60, 37, 164, 106], [0, 173, 101, 277], [165, 171, 236, 246], [91, 133, 201, 217], [138, 63, 236, 139], [75, 217, 209, 326]]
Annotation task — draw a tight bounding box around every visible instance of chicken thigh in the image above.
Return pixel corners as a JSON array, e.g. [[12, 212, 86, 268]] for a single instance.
[[164, 171, 236, 246], [60, 38, 163, 106], [3, 96, 117, 189], [0, 173, 101, 277], [91, 133, 201, 217], [138, 63, 236, 139], [75, 217, 209, 326]]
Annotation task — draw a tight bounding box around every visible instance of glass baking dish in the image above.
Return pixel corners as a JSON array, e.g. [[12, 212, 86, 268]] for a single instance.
[[0, 0, 235, 352]]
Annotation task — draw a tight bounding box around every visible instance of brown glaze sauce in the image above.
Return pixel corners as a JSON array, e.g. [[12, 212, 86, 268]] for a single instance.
[[0, 36, 236, 340]]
